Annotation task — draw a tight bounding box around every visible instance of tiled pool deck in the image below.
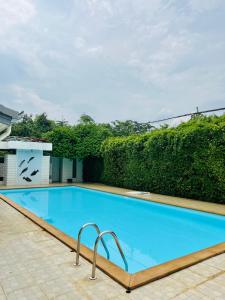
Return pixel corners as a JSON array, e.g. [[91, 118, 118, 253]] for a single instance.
[[0, 184, 225, 299]]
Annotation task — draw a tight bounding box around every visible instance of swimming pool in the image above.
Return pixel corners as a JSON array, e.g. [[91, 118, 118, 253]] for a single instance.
[[1, 186, 225, 287]]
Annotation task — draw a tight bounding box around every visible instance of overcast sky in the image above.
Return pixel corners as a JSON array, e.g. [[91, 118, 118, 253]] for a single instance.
[[0, 0, 225, 124]]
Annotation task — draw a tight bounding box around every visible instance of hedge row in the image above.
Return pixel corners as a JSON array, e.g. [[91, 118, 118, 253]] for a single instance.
[[100, 115, 225, 203]]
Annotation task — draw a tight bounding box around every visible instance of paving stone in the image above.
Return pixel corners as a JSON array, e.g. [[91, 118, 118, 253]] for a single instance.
[[6, 285, 47, 300], [39, 278, 77, 298], [189, 260, 222, 277], [0, 273, 35, 294], [1, 197, 225, 300], [195, 279, 225, 299], [173, 289, 210, 300], [203, 254, 225, 270], [0, 286, 5, 296], [55, 291, 90, 300], [170, 269, 206, 288]]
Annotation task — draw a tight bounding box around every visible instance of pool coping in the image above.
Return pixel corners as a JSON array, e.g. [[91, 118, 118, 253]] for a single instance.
[[76, 183, 225, 217], [0, 186, 225, 290]]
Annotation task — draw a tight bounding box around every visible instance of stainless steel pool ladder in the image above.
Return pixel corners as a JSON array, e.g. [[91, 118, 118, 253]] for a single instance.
[[89, 230, 128, 280], [74, 223, 128, 280], [74, 223, 110, 266]]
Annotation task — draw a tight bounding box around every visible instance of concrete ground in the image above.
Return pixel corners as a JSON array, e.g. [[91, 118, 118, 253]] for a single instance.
[[1, 200, 225, 299]]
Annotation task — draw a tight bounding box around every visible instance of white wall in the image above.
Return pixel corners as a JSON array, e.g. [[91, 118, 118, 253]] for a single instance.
[[5, 154, 17, 185], [61, 158, 83, 183], [3, 153, 50, 186], [0, 140, 52, 151], [61, 158, 73, 183], [41, 156, 50, 185], [17, 149, 42, 185]]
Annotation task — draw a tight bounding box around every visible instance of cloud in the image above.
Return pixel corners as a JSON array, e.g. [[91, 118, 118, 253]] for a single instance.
[[0, 0, 225, 123], [0, 0, 36, 35], [74, 37, 103, 56], [189, 0, 225, 12], [74, 37, 86, 50], [9, 85, 70, 121]]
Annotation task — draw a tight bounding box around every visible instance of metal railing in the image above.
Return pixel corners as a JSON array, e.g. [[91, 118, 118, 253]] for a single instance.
[[89, 230, 128, 280], [74, 223, 110, 266]]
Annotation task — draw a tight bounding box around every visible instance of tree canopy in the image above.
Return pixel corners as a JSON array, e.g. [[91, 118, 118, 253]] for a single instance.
[[44, 122, 112, 159], [11, 113, 155, 159], [11, 113, 56, 137], [13, 112, 222, 160]]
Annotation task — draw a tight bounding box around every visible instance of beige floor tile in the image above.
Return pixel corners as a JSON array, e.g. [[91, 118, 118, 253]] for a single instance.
[[39, 277, 77, 298], [1, 195, 225, 300], [195, 280, 225, 299], [173, 289, 210, 300], [189, 260, 222, 277], [6, 285, 48, 300]]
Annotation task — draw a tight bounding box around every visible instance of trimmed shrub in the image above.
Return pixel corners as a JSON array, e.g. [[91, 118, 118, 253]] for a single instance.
[[101, 115, 225, 203]]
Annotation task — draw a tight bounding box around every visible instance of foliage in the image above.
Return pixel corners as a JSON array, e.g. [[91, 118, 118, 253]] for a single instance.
[[34, 113, 55, 134], [11, 114, 35, 137], [44, 126, 77, 159], [11, 111, 225, 203], [44, 123, 111, 159], [78, 114, 95, 124], [72, 123, 112, 158], [11, 113, 56, 137], [101, 114, 225, 203], [110, 120, 153, 136]]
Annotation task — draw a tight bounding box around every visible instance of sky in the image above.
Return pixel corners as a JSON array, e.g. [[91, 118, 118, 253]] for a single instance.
[[0, 0, 225, 124]]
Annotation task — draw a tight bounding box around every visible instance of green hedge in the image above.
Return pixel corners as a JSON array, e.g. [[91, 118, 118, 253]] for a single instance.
[[101, 115, 225, 203]]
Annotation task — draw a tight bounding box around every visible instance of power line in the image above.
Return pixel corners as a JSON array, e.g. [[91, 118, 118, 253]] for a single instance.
[[149, 107, 225, 124]]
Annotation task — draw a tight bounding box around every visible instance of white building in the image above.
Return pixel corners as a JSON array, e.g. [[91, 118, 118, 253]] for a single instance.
[[0, 137, 52, 186], [0, 105, 83, 186]]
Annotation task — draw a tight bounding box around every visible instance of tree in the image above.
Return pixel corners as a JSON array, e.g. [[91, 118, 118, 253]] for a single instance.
[[44, 126, 77, 159], [73, 123, 112, 158], [44, 122, 111, 159], [11, 114, 35, 137], [110, 120, 153, 136], [34, 113, 55, 134], [11, 113, 56, 137], [78, 114, 95, 125]]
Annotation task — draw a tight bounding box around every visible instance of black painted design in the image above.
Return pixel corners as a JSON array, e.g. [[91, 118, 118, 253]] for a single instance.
[[30, 169, 39, 176], [23, 177, 32, 182], [19, 167, 28, 176], [18, 153, 40, 183], [27, 157, 35, 163], [19, 160, 25, 167]]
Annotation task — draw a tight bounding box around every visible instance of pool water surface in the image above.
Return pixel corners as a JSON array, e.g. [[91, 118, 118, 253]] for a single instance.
[[1, 186, 225, 274]]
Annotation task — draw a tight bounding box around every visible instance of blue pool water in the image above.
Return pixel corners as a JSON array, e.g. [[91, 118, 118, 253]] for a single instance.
[[1, 186, 225, 273]]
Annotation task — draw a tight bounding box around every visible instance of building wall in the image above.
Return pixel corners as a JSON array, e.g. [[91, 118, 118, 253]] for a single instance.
[[17, 149, 42, 185], [74, 159, 83, 183], [3, 153, 50, 186], [41, 156, 50, 185], [5, 154, 17, 185], [61, 158, 73, 183], [50, 157, 61, 183], [61, 158, 83, 183], [0, 159, 6, 185]]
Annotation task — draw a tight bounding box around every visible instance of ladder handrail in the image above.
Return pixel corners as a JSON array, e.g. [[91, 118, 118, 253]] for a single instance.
[[75, 223, 110, 266], [90, 230, 128, 280]]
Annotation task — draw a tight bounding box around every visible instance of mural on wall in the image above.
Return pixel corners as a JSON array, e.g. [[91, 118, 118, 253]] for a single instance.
[[17, 150, 42, 184]]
